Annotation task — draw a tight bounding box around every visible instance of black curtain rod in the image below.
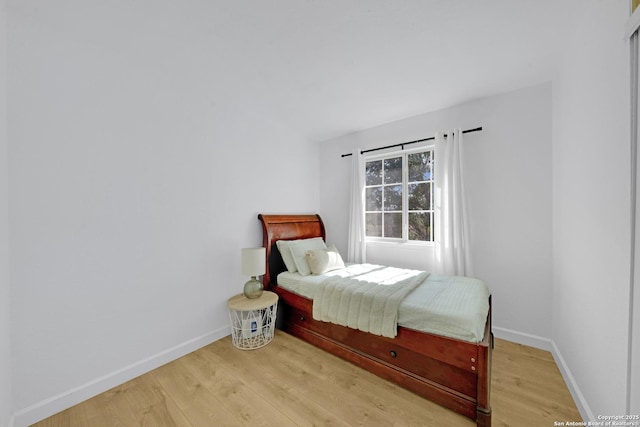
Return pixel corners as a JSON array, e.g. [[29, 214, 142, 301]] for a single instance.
[[340, 126, 483, 158]]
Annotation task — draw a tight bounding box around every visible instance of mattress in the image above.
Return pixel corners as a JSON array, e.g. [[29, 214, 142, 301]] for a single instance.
[[277, 263, 490, 342]]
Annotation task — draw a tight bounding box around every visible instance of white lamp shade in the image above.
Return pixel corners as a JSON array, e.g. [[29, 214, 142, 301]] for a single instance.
[[241, 247, 266, 277]]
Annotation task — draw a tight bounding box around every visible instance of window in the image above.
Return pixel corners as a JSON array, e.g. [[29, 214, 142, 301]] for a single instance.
[[364, 149, 434, 242]]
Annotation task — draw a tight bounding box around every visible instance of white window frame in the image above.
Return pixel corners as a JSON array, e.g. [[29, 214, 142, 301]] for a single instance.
[[363, 145, 435, 245]]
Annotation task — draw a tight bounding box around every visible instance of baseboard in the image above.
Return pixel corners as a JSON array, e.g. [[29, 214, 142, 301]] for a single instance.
[[493, 326, 594, 422], [11, 326, 230, 427], [10, 325, 596, 426], [550, 340, 594, 422], [492, 326, 553, 351]]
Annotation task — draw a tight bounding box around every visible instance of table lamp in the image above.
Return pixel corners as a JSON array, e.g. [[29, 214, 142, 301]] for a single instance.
[[241, 247, 266, 298]]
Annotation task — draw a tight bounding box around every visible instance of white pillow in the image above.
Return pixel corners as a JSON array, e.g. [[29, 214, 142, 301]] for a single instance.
[[276, 240, 297, 273], [306, 244, 345, 275], [288, 237, 327, 276]]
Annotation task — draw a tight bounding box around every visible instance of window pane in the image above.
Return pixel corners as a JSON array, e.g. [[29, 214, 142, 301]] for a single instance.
[[364, 152, 435, 242], [384, 157, 402, 184], [409, 212, 431, 241], [408, 152, 431, 182], [384, 213, 402, 238], [408, 183, 430, 210], [384, 185, 402, 211], [365, 160, 382, 186], [365, 187, 382, 211], [366, 213, 382, 237]]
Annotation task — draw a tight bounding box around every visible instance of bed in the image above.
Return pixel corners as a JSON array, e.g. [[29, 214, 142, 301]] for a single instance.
[[258, 214, 492, 426]]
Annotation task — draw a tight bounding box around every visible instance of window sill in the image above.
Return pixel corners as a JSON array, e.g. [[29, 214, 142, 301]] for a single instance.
[[366, 239, 433, 248]]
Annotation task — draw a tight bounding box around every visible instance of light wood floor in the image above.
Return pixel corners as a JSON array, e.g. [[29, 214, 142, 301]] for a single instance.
[[33, 330, 581, 426]]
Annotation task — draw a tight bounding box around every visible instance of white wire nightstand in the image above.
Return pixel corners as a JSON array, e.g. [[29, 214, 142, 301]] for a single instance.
[[227, 291, 278, 350]]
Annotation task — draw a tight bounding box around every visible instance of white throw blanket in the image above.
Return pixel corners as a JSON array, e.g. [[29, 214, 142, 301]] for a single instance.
[[312, 266, 429, 338]]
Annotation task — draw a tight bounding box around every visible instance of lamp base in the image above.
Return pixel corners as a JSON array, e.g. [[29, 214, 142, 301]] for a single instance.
[[243, 277, 263, 299]]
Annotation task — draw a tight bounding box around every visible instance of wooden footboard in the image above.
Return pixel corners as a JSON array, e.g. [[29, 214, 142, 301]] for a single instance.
[[258, 214, 492, 427]]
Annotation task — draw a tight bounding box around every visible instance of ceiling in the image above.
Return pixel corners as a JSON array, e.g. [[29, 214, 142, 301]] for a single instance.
[[14, 0, 574, 143], [209, 0, 571, 142]]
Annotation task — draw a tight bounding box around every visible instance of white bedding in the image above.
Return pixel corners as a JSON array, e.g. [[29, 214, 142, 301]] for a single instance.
[[278, 263, 490, 342]]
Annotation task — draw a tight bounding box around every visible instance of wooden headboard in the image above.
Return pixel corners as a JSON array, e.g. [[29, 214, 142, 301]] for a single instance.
[[258, 214, 326, 289]]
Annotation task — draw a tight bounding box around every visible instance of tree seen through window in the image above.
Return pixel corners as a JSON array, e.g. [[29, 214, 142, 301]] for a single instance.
[[364, 150, 433, 241]]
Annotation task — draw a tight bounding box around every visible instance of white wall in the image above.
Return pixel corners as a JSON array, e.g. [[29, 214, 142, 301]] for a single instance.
[[319, 83, 554, 344], [552, 0, 630, 419], [0, 1, 12, 425], [7, 2, 319, 425]]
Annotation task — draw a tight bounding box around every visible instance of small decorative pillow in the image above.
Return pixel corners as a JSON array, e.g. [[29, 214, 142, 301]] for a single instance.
[[288, 237, 327, 276], [276, 240, 297, 273], [306, 244, 345, 275]]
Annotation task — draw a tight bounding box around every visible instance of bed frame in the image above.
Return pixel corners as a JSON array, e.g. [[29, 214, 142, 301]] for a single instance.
[[258, 214, 492, 426]]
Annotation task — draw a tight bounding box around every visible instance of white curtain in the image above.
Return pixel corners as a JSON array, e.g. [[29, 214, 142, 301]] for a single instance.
[[433, 129, 472, 276], [347, 148, 366, 263]]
